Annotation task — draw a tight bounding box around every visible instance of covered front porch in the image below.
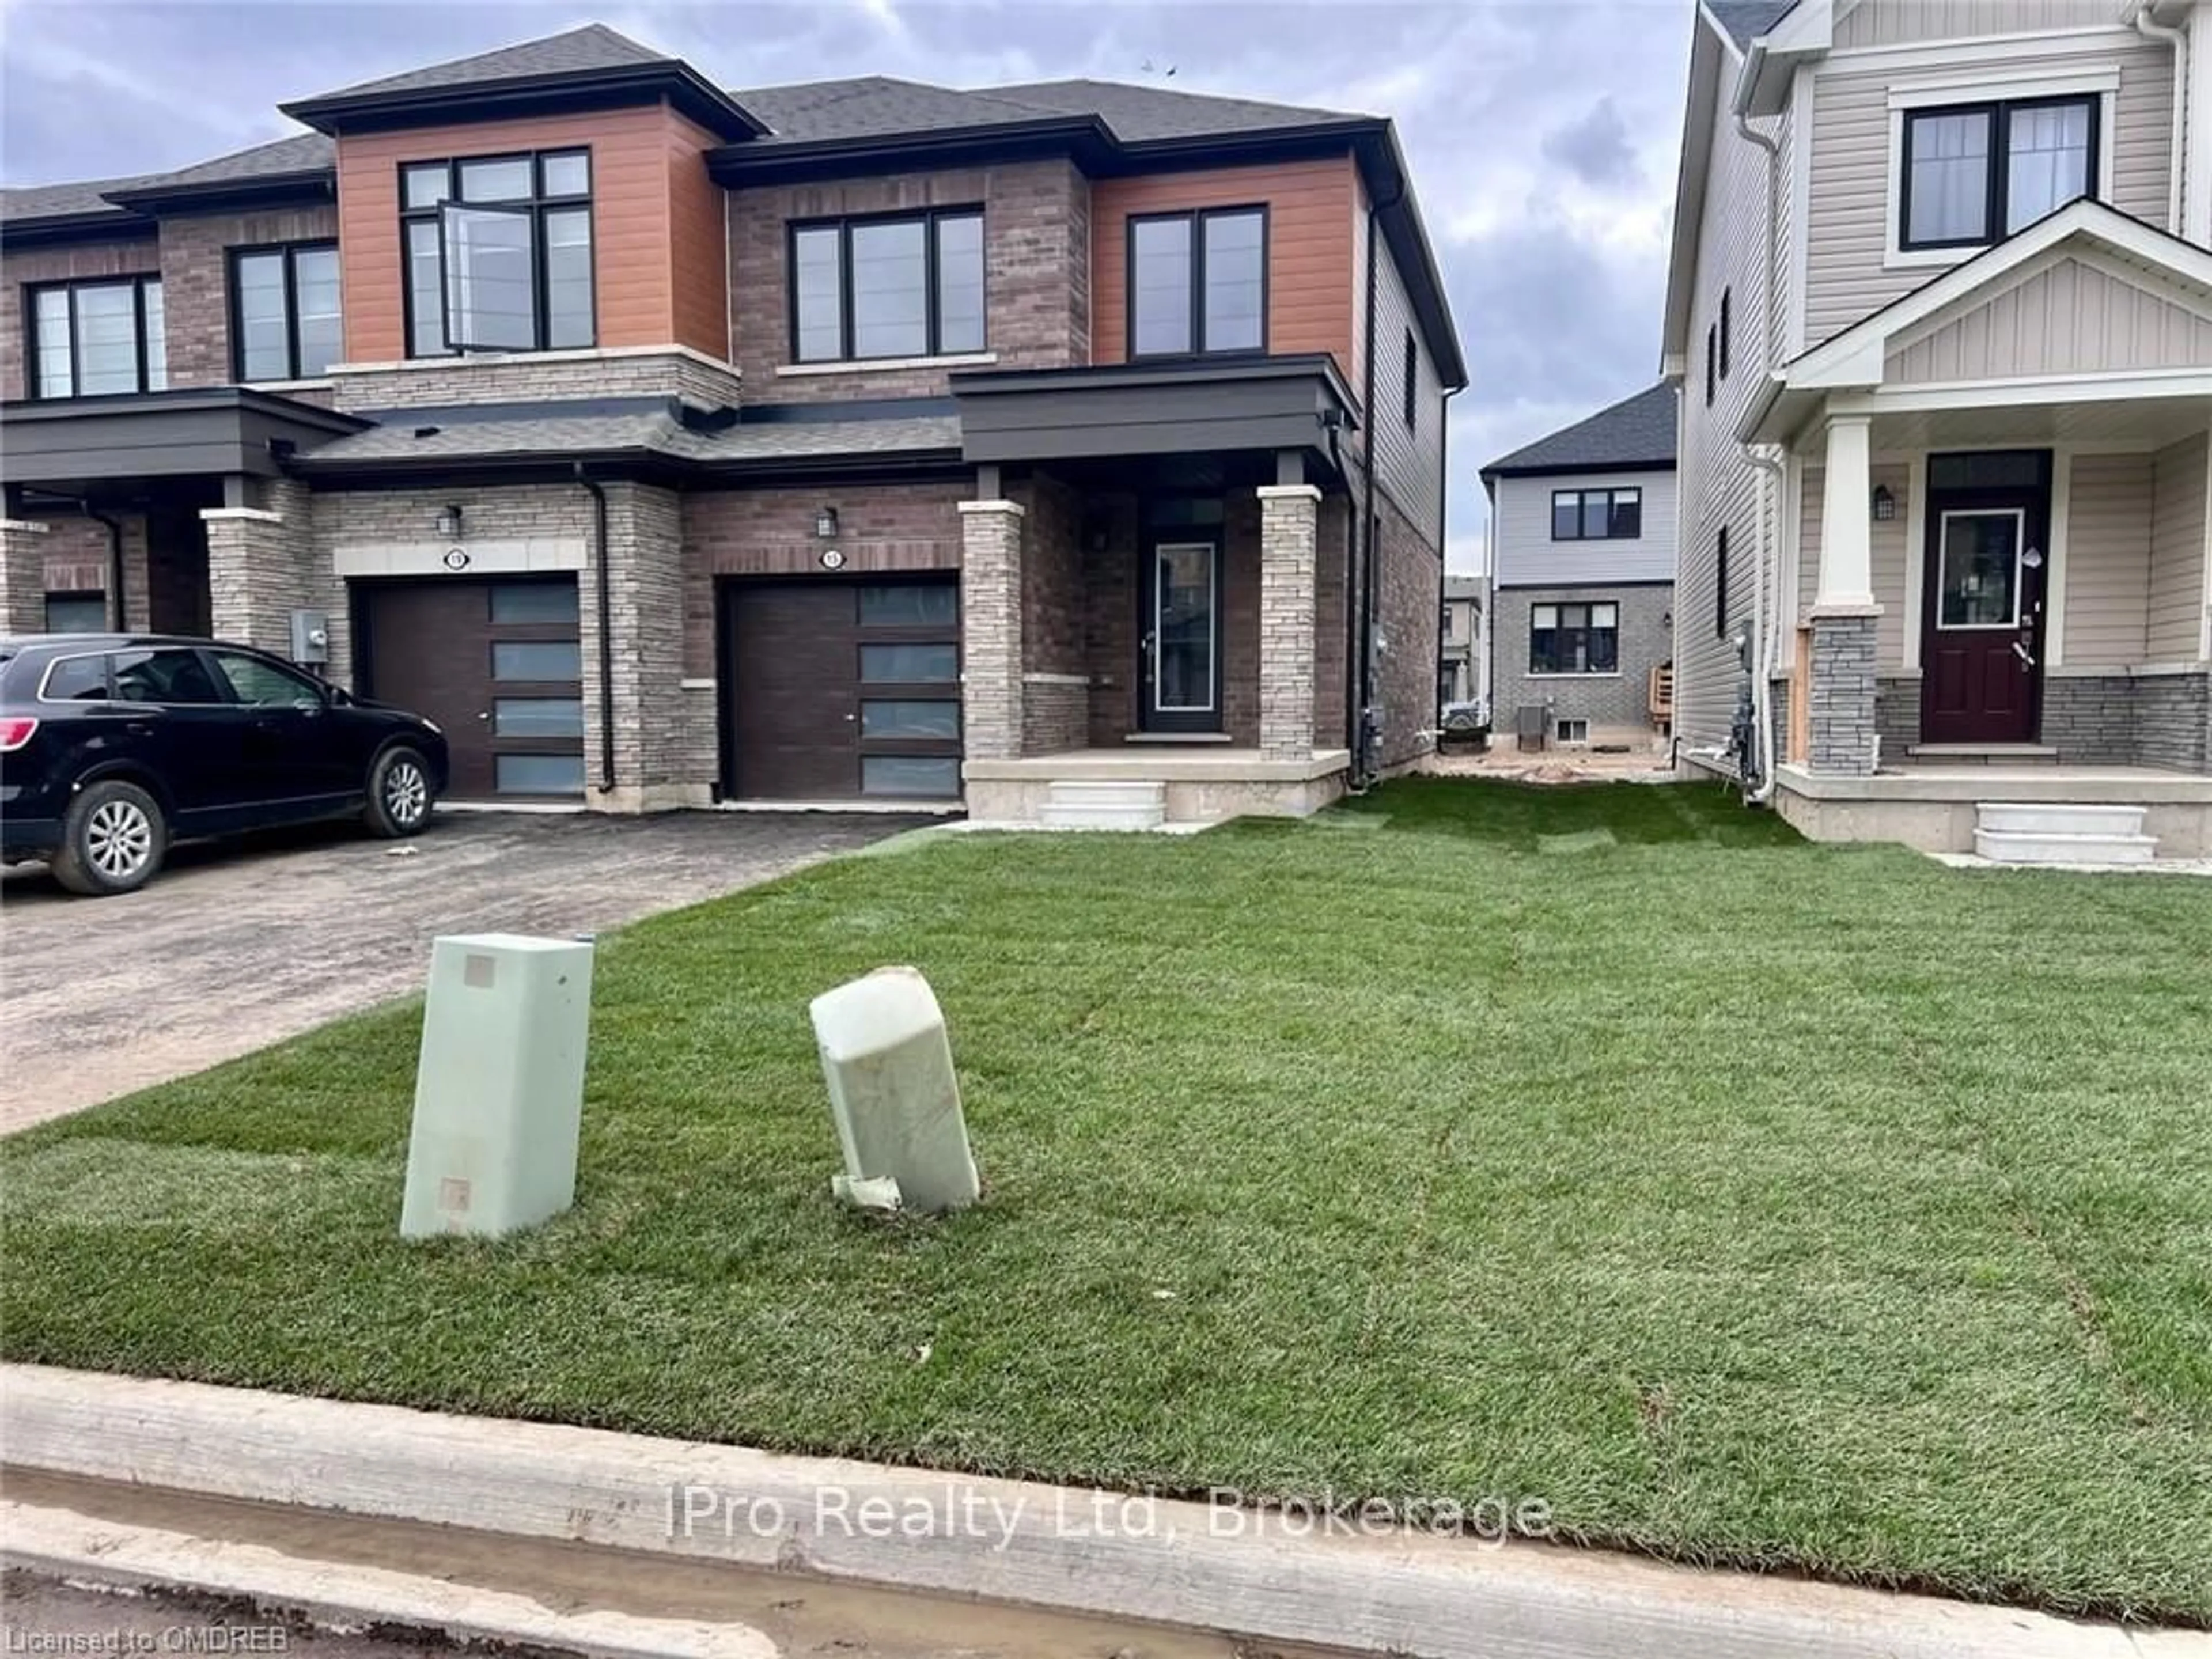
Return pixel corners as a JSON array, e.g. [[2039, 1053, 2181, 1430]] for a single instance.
[[1741, 202, 2212, 853], [950, 357, 1363, 825]]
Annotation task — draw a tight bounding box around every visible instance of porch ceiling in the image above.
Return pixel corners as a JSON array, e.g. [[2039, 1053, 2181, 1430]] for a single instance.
[[1859, 396, 2212, 453]]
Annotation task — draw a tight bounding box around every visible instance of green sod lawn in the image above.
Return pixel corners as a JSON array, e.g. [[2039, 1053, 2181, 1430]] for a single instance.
[[5, 780, 2209, 1623]]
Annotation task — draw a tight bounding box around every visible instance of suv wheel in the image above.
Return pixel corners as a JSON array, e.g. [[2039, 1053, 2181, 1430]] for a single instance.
[[365, 745, 434, 838], [52, 779, 168, 897]]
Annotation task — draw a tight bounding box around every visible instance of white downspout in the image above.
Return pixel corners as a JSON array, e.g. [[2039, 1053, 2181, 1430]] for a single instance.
[[2131, 1, 2187, 235], [1733, 46, 1786, 801]]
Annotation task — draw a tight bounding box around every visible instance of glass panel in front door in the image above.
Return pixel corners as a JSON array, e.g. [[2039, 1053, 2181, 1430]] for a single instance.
[[1937, 510, 2024, 628], [1154, 541, 1215, 712]]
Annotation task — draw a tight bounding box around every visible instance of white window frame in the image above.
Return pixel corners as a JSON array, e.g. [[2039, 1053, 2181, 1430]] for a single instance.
[[1883, 66, 2120, 270]]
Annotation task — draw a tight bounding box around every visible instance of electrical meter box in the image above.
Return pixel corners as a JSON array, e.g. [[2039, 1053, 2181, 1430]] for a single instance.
[[810, 965, 978, 1215], [400, 933, 594, 1240]]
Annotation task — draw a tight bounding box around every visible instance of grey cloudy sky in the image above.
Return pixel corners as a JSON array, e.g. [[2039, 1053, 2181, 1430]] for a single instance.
[[0, 0, 1695, 572]]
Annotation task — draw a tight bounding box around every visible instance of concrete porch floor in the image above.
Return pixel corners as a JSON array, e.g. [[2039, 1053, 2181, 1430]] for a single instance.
[[1770, 762, 2212, 854], [962, 747, 1353, 824], [964, 746, 1353, 782]]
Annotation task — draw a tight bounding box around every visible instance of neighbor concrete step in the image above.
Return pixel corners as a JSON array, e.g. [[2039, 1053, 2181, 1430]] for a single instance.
[[1976, 802, 2148, 838], [1038, 780, 1166, 831], [1972, 829, 2159, 865]]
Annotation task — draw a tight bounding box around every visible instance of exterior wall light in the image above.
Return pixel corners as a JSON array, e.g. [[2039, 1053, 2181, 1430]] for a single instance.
[[816, 505, 840, 539], [1871, 484, 1896, 521], [435, 505, 465, 539]]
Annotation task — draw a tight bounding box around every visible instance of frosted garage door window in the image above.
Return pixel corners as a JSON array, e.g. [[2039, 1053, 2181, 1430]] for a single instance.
[[861, 699, 960, 740], [493, 641, 582, 681], [494, 698, 585, 737], [859, 584, 957, 626], [862, 756, 960, 797], [489, 582, 579, 624], [861, 643, 957, 682], [497, 753, 585, 795]]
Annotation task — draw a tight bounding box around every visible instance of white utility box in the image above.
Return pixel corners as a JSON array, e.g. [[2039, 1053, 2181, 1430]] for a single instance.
[[400, 933, 595, 1240], [810, 966, 979, 1215]]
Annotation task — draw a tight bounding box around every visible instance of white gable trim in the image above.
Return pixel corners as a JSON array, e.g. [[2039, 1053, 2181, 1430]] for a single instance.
[[1877, 241, 2212, 361], [1786, 201, 2212, 388]]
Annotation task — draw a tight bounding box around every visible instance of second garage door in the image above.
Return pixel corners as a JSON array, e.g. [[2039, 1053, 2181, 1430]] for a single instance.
[[724, 578, 961, 802], [359, 577, 586, 801]]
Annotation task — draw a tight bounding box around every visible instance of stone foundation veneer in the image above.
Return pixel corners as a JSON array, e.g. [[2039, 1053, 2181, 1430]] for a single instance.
[[1256, 484, 1319, 760], [202, 480, 314, 657], [1, 520, 50, 635], [2044, 671, 2212, 772], [958, 499, 1025, 763], [1807, 609, 1880, 775], [327, 346, 743, 415]]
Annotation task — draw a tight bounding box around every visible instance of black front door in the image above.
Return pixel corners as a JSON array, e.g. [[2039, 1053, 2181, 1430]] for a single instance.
[[1921, 451, 2050, 745], [1139, 533, 1222, 733]]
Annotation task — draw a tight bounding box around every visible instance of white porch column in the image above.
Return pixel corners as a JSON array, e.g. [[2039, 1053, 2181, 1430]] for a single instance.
[[957, 498, 1025, 762], [1256, 483, 1320, 760], [1808, 415, 1883, 775], [1816, 415, 1876, 609]]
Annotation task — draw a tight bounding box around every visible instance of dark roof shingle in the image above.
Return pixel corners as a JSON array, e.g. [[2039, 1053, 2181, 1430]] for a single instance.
[[0, 173, 149, 225], [1483, 384, 1679, 478], [299, 22, 669, 104], [1707, 0, 1800, 50], [985, 78, 1367, 141]]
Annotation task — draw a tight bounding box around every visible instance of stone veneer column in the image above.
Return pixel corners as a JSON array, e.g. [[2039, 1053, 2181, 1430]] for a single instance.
[[959, 498, 1025, 761], [1256, 484, 1320, 760], [202, 479, 315, 657], [1, 520, 50, 635], [1808, 611, 1882, 774], [591, 482, 703, 814]]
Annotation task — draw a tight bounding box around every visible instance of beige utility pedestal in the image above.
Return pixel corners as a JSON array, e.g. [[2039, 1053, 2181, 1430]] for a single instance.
[[400, 933, 595, 1240], [810, 966, 979, 1215]]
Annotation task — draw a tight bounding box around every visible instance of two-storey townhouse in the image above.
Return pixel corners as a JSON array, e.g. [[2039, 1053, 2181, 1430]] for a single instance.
[[1480, 384, 1680, 749], [1666, 0, 2212, 858], [0, 25, 1464, 827]]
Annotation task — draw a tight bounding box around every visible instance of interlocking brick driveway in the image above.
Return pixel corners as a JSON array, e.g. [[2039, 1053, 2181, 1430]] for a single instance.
[[0, 810, 929, 1132]]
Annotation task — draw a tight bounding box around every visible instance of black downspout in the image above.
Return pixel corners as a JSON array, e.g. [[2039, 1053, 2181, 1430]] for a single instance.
[[1356, 177, 1405, 789], [1434, 384, 1457, 743], [574, 465, 615, 795], [79, 501, 126, 632]]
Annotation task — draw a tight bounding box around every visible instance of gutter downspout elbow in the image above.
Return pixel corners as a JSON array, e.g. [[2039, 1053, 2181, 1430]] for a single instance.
[[574, 464, 615, 797], [2131, 1, 2187, 235]]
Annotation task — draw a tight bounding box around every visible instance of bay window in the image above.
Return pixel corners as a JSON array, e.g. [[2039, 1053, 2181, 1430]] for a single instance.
[[400, 149, 593, 356], [789, 207, 985, 363], [28, 276, 165, 398]]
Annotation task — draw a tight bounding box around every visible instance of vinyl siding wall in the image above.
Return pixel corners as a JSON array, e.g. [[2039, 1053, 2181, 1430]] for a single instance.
[[2064, 452, 2156, 665], [2147, 432, 2209, 662], [1796, 459, 1912, 664], [1834, 0, 2129, 52], [1496, 470, 1678, 588], [1367, 224, 1446, 546], [1885, 256, 2212, 382], [1802, 31, 2173, 346], [1677, 38, 1783, 751]]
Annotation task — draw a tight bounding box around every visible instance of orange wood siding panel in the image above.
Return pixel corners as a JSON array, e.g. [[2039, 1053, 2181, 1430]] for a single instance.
[[1090, 156, 1358, 377], [665, 113, 728, 361], [335, 103, 713, 363]]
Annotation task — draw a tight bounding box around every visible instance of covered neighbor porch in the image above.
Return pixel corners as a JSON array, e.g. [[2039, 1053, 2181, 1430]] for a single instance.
[[1740, 202, 2212, 853]]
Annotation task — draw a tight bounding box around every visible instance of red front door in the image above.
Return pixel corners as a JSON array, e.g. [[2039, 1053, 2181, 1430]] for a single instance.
[[1920, 455, 2048, 745]]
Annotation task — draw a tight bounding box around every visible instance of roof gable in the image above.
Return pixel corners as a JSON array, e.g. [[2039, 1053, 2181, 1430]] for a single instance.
[[1482, 384, 1680, 478], [1887, 252, 2212, 384]]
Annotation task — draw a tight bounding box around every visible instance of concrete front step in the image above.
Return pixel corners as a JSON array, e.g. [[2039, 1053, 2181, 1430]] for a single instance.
[[1972, 828, 2160, 865], [1037, 780, 1167, 831], [1907, 743, 2060, 764], [1976, 802, 2149, 838]]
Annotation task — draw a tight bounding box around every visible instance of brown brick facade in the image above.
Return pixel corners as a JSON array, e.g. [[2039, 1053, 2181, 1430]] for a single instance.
[[158, 204, 340, 388], [1, 236, 160, 402], [679, 481, 967, 675], [727, 159, 1090, 404], [1372, 487, 1441, 768]]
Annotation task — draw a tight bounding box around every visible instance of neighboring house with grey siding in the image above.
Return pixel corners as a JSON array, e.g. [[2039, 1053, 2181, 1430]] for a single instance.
[[1440, 574, 1485, 709], [1662, 0, 2212, 856], [1481, 384, 1678, 748]]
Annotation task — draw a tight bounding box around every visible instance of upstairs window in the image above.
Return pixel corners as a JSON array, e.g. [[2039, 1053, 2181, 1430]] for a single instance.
[[1902, 96, 2096, 251], [1130, 206, 1266, 358], [790, 209, 985, 363], [232, 243, 341, 381], [1719, 287, 1732, 379], [401, 150, 593, 356], [1551, 487, 1642, 541], [28, 276, 165, 397], [1402, 328, 1419, 429]]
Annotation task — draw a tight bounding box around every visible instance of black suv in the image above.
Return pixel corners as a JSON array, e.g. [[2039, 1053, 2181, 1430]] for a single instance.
[[1, 635, 449, 896]]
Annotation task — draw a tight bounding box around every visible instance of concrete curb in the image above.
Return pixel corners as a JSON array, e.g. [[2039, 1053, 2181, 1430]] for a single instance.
[[1, 1366, 2195, 1659]]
